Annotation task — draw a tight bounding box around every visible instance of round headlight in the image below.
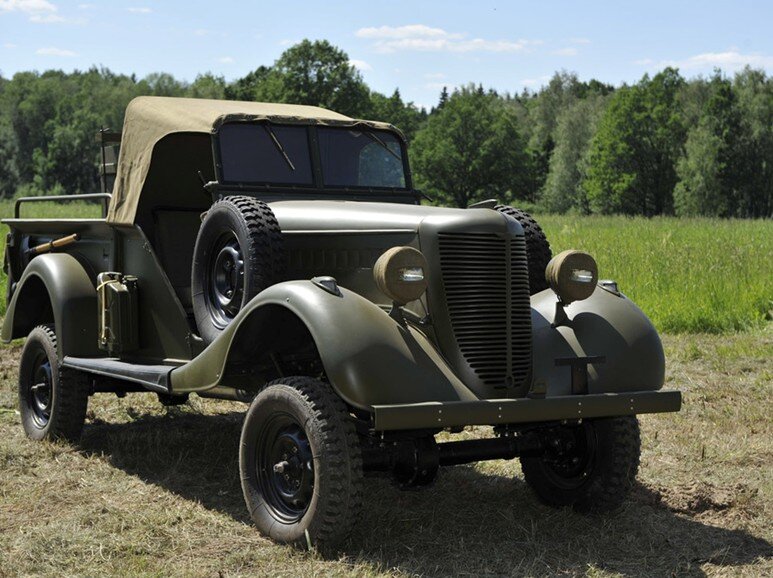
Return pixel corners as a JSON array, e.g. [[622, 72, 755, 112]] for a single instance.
[[545, 250, 598, 305], [374, 246, 428, 306]]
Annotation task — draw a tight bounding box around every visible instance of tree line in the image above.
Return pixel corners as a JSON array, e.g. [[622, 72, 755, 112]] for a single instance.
[[0, 39, 770, 217]]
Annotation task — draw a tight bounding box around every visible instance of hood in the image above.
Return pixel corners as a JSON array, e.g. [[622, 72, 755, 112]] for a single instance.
[[269, 200, 517, 235]]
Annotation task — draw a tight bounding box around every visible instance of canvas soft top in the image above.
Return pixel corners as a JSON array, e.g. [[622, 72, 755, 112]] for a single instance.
[[107, 96, 398, 226]]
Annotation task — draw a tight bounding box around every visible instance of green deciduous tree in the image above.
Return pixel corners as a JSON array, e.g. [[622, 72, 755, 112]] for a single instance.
[[540, 95, 607, 213], [368, 88, 426, 142], [584, 68, 686, 215], [732, 67, 773, 218], [253, 39, 371, 117], [411, 85, 531, 208]]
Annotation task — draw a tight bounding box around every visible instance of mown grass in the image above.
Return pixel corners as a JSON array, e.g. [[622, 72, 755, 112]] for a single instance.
[[1, 200, 771, 333], [0, 330, 771, 576]]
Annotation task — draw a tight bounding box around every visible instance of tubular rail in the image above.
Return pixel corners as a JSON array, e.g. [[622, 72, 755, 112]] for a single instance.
[[13, 193, 112, 219]]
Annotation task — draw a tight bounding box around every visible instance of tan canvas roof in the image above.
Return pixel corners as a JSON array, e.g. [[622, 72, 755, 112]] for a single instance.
[[107, 96, 397, 225]]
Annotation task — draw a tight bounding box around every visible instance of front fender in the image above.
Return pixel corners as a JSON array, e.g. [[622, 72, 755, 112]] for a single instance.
[[530, 286, 665, 396], [170, 280, 478, 409], [1, 253, 99, 356]]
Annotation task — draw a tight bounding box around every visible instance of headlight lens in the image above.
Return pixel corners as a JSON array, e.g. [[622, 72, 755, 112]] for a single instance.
[[545, 250, 598, 304], [374, 247, 428, 305], [399, 266, 425, 283], [570, 269, 595, 283]]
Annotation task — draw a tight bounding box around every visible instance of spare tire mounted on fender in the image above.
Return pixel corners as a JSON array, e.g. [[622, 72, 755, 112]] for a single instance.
[[192, 196, 284, 344]]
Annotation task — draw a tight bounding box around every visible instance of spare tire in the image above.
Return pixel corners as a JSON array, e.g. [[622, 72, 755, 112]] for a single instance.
[[192, 196, 284, 344], [495, 205, 552, 295]]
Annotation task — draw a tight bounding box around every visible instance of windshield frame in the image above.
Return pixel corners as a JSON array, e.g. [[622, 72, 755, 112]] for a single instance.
[[212, 121, 413, 192]]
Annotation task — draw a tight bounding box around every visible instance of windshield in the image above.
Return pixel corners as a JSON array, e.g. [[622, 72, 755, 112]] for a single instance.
[[217, 123, 408, 190], [318, 128, 406, 189], [219, 124, 313, 185]]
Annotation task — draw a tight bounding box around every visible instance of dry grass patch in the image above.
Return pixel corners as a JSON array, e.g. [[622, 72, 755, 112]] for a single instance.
[[0, 328, 771, 577]]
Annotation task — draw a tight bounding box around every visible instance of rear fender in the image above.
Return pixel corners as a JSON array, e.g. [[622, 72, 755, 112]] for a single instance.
[[170, 280, 478, 410], [1, 253, 99, 356]]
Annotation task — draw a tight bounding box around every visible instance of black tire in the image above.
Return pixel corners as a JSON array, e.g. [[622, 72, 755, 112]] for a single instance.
[[192, 196, 284, 344], [520, 417, 641, 512], [495, 205, 552, 294], [18, 325, 89, 443], [239, 376, 363, 552]]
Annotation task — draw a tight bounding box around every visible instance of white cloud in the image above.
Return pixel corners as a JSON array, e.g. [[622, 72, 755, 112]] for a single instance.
[[553, 47, 579, 57], [36, 46, 76, 56], [218, 56, 234, 64], [4, 42, 18, 48], [127, 6, 151, 13], [0, 0, 71, 22], [356, 24, 457, 40], [1, 0, 87, 23], [638, 50, 773, 73], [0, 0, 57, 13], [424, 72, 446, 80], [676, 50, 773, 70], [521, 74, 551, 87], [568, 37, 591, 45], [356, 24, 539, 54], [348, 58, 371, 71]]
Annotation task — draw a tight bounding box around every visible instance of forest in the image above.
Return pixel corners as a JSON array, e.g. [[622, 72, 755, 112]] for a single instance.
[[0, 39, 771, 218]]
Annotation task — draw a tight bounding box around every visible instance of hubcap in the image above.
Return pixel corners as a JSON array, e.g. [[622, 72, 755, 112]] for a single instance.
[[540, 422, 597, 489], [207, 232, 245, 328], [27, 351, 53, 428], [256, 415, 315, 523]]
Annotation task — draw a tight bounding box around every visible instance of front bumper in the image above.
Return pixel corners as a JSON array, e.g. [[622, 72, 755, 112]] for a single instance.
[[373, 390, 681, 431]]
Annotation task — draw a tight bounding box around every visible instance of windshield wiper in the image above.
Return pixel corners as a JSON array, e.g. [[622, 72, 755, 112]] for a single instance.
[[263, 124, 296, 172], [364, 131, 403, 162]]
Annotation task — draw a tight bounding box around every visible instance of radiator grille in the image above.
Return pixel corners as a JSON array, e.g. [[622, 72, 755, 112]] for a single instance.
[[437, 232, 532, 389]]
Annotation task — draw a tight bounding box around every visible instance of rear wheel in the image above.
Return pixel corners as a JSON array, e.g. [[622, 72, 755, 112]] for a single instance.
[[495, 205, 552, 294], [520, 417, 641, 512], [18, 325, 89, 442], [239, 376, 363, 552]]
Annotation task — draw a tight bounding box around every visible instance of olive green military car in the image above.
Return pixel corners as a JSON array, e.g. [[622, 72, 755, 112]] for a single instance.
[[3, 97, 681, 551]]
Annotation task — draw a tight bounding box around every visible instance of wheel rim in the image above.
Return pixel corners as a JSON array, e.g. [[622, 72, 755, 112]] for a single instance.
[[540, 422, 598, 490], [206, 231, 245, 328], [25, 349, 53, 428], [255, 413, 315, 523]]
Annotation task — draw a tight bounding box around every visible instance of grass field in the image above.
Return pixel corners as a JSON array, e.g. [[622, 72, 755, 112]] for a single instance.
[[0, 330, 770, 576], [1, 200, 770, 332]]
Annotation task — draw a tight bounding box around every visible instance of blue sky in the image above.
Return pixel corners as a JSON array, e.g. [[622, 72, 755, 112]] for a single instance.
[[1, 0, 771, 109]]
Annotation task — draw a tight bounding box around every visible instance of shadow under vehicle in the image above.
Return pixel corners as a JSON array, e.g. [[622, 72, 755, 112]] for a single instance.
[[2, 96, 681, 552]]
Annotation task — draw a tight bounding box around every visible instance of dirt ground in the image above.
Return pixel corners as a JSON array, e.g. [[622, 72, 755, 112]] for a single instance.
[[0, 329, 771, 577]]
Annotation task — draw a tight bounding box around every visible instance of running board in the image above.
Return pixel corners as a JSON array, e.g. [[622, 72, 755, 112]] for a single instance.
[[62, 356, 178, 393]]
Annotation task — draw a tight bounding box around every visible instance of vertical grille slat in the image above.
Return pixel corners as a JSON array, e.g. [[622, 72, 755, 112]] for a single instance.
[[437, 232, 532, 390]]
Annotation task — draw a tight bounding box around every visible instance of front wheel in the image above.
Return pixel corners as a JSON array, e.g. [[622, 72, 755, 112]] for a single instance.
[[239, 376, 363, 552], [520, 417, 641, 512]]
